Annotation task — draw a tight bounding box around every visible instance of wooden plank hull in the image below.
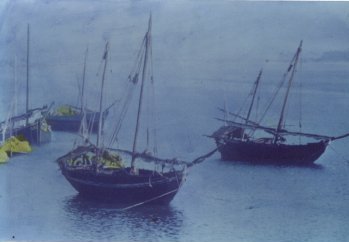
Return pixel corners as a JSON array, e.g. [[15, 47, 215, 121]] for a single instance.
[[216, 139, 328, 165], [57, 146, 185, 205], [60, 168, 183, 204]]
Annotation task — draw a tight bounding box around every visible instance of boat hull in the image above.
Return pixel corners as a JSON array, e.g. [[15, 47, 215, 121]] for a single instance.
[[10, 120, 51, 145], [216, 139, 328, 165], [56, 145, 185, 205], [46, 112, 104, 133], [60, 167, 184, 204]]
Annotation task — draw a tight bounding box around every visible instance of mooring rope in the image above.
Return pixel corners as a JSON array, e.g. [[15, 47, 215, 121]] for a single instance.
[[121, 166, 188, 211], [328, 144, 349, 165], [120, 188, 179, 211]]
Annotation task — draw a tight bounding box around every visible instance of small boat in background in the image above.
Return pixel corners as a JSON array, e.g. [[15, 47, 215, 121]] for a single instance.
[[46, 104, 107, 133], [0, 105, 51, 146], [211, 41, 349, 166], [0, 24, 51, 146], [46, 48, 112, 133]]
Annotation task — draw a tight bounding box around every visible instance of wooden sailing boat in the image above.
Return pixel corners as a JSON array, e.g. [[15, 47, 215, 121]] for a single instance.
[[57, 16, 198, 205], [0, 57, 32, 163], [0, 24, 51, 146], [46, 48, 111, 133], [211, 41, 349, 165], [46, 105, 105, 132]]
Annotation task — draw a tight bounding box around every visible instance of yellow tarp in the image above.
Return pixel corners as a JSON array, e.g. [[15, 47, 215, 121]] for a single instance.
[[0, 150, 9, 163], [56, 105, 78, 116], [1, 136, 32, 154], [67, 150, 123, 169], [101, 151, 123, 169], [101, 159, 123, 169]]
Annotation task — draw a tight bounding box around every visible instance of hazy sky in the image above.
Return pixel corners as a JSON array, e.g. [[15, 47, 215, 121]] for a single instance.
[[0, 0, 349, 116]]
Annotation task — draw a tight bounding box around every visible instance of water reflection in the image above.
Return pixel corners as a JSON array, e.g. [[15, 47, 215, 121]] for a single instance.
[[63, 195, 184, 242]]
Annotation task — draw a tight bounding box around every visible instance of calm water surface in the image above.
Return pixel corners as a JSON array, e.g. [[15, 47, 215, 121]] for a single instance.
[[1, 129, 349, 242], [1, 2, 349, 241]]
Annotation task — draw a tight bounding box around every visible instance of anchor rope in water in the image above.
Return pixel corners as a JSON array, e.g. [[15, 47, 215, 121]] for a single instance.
[[121, 167, 188, 211], [328, 144, 349, 165], [120, 188, 179, 211]]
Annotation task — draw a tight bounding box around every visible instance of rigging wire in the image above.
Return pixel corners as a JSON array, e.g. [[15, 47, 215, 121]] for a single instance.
[[233, 79, 255, 122], [108, 35, 147, 147], [328, 144, 349, 165], [298, 56, 303, 144], [257, 50, 299, 126], [223, 90, 229, 126], [257, 72, 287, 125], [149, 31, 158, 156]]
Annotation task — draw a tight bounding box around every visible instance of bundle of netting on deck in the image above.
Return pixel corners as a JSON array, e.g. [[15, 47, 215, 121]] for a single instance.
[[58, 145, 188, 175]]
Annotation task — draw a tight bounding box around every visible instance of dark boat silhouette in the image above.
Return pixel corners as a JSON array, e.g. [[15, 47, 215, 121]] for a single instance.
[[46, 105, 107, 133], [56, 16, 215, 205], [211, 41, 349, 166], [57, 145, 186, 204]]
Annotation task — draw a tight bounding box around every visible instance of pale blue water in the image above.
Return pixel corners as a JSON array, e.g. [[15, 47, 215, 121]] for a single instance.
[[1, 1, 349, 241], [1, 88, 349, 242]]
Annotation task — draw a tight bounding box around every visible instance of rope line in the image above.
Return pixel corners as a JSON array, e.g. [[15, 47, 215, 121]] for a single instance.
[[328, 144, 349, 165], [120, 188, 179, 211]]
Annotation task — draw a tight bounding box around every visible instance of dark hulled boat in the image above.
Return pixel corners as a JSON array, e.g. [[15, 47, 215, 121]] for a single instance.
[[216, 136, 328, 165], [61, 168, 184, 204], [57, 16, 202, 205], [57, 145, 186, 204], [46, 105, 107, 133], [211, 41, 349, 166]]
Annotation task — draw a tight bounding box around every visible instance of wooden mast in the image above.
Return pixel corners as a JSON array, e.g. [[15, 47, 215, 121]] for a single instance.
[[245, 69, 262, 125], [131, 15, 152, 169], [274, 40, 302, 143], [26, 24, 30, 125], [80, 47, 88, 113], [96, 42, 109, 147]]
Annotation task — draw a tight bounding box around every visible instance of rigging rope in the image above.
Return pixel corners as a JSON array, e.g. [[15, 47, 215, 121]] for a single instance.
[[148, 32, 158, 156], [257, 72, 287, 126], [108, 83, 136, 146], [328, 144, 349, 165], [120, 188, 179, 211], [258, 48, 299, 127], [233, 81, 255, 122], [108, 36, 148, 147], [298, 56, 303, 144]]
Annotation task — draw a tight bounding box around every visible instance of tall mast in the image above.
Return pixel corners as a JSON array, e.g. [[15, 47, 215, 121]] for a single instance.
[[96, 42, 109, 147], [14, 56, 18, 116], [245, 69, 262, 125], [26, 24, 30, 125], [274, 40, 302, 143], [131, 15, 152, 169], [80, 47, 88, 112]]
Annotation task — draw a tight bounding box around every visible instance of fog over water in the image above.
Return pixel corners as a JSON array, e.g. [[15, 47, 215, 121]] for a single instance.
[[1, 1, 349, 242]]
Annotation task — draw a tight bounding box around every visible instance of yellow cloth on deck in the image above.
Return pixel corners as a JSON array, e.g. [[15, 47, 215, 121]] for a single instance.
[[56, 105, 77, 116], [1, 136, 32, 154], [0, 149, 9, 163], [101, 159, 123, 169], [101, 151, 123, 169]]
